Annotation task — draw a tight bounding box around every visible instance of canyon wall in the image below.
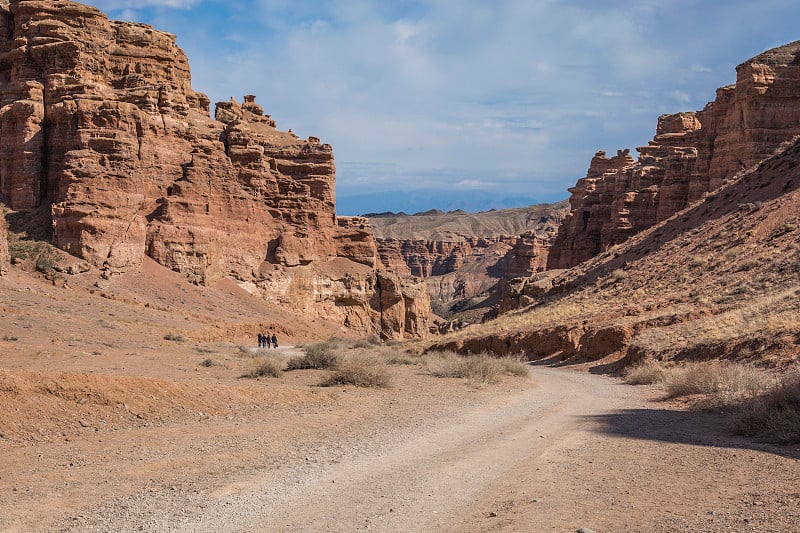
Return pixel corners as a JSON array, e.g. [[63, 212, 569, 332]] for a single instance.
[[548, 40, 800, 269], [0, 0, 429, 338], [369, 204, 567, 312]]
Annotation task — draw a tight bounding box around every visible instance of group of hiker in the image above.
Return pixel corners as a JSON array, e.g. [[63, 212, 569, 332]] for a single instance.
[[257, 332, 278, 349]]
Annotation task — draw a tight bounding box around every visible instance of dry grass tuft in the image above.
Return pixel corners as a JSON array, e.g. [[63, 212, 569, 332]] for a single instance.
[[734, 371, 800, 443], [424, 351, 529, 384], [663, 361, 770, 401], [241, 357, 283, 378], [623, 359, 667, 385], [287, 341, 341, 370], [318, 357, 391, 388]]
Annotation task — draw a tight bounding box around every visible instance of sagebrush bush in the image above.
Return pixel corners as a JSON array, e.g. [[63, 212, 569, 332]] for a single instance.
[[241, 357, 283, 378], [318, 358, 391, 388], [623, 359, 667, 385], [734, 371, 800, 443], [286, 341, 340, 370]]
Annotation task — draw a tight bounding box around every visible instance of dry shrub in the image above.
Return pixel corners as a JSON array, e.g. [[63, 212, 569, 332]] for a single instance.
[[384, 353, 421, 366], [623, 359, 666, 385], [734, 371, 800, 443], [318, 357, 391, 388], [425, 352, 529, 384], [241, 357, 283, 378], [351, 335, 381, 349], [663, 361, 769, 400], [287, 341, 341, 370], [238, 346, 269, 357]]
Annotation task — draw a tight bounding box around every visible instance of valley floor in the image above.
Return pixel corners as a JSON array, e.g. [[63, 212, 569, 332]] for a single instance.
[[1, 363, 798, 532]]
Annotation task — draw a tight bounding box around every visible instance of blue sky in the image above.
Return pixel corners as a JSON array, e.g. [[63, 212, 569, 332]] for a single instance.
[[86, 0, 799, 215]]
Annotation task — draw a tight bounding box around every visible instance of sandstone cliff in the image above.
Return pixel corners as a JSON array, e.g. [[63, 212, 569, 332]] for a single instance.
[[0, 0, 429, 338], [548, 41, 800, 269]]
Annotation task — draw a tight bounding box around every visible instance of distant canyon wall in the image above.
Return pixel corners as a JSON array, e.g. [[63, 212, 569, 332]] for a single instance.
[[0, 0, 429, 338], [369, 205, 568, 308], [548, 40, 800, 269]]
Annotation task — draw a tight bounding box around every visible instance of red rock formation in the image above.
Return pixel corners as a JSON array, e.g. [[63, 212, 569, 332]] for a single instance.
[[548, 41, 800, 269], [0, 0, 429, 338], [503, 232, 551, 279], [378, 237, 505, 278], [370, 203, 568, 311]]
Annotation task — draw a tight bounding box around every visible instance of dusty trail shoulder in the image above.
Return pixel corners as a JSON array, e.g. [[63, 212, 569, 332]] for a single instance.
[[47, 367, 800, 532], [57, 368, 630, 531]]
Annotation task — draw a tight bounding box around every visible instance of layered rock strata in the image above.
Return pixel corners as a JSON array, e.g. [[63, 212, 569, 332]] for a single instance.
[[369, 203, 568, 310], [0, 0, 429, 338], [548, 41, 800, 269]]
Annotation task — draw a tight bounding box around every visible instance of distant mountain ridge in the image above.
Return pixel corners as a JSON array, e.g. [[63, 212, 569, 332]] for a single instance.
[[367, 201, 569, 242]]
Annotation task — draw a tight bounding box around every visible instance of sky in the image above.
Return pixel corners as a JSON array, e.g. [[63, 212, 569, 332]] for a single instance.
[[86, 0, 800, 215]]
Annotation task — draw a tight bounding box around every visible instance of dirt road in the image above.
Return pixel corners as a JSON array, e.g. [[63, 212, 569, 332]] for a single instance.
[[48, 367, 799, 532]]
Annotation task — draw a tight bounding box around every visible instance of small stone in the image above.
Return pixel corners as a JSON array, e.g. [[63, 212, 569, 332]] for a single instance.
[[487, 512, 497, 518], [577, 529, 596, 533]]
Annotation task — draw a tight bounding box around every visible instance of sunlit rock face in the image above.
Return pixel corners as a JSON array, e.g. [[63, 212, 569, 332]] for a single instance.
[[548, 41, 800, 269], [0, 0, 430, 338]]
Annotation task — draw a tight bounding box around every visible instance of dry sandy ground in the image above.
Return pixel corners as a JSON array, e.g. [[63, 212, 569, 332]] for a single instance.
[[1, 269, 799, 532], [1, 363, 798, 532]]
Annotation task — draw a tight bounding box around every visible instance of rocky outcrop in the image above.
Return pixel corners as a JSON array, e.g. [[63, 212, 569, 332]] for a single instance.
[[548, 41, 800, 269], [0, 213, 8, 274], [369, 203, 568, 312], [378, 237, 510, 278], [0, 0, 429, 338], [497, 232, 557, 311]]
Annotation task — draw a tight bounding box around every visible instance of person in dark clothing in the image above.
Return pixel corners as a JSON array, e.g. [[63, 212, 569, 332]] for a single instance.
[[257, 333, 263, 348], [271, 333, 278, 349], [264, 333, 272, 349]]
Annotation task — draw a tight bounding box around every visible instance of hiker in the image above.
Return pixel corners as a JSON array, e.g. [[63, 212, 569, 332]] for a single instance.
[[271, 333, 278, 349], [257, 333, 263, 348], [264, 333, 272, 349]]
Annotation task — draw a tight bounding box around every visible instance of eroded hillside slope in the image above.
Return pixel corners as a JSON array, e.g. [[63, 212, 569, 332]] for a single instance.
[[435, 136, 800, 369]]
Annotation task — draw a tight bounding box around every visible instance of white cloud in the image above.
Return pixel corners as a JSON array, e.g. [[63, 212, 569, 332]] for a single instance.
[[691, 65, 713, 74], [454, 179, 497, 190], [670, 91, 692, 105]]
